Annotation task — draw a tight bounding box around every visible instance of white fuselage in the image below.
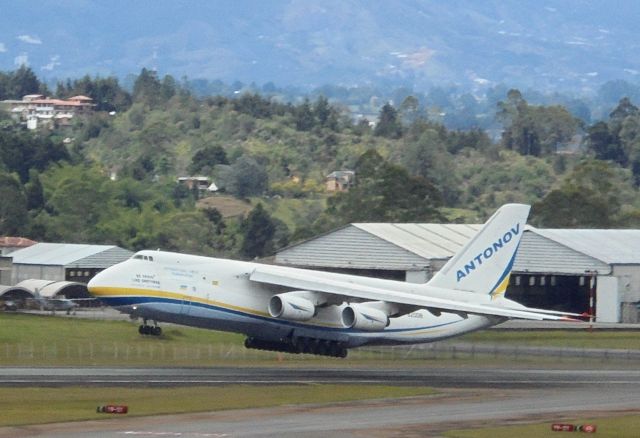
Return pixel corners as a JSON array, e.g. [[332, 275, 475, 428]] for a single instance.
[[88, 250, 501, 348]]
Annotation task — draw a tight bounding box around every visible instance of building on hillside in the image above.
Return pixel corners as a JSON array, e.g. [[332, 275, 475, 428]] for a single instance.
[[275, 224, 640, 323], [177, 176, 218, 192], [326, 170, 355, 192], [1, 94, 95, 129]]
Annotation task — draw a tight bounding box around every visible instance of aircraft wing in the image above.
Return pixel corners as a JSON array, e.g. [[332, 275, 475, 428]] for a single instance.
[[249, 266, 575, 321]]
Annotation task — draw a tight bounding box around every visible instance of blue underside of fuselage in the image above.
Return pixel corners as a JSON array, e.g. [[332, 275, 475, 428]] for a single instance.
[[97, 295, 464, 347]]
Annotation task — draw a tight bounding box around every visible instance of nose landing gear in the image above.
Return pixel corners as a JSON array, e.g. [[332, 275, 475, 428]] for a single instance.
[[138, 319, 162, 336]]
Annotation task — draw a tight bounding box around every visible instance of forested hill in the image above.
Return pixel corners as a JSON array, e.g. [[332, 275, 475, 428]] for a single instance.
[[2, 68, 640, 260]]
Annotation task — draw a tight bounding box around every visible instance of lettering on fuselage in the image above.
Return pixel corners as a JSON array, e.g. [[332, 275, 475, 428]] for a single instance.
[[131, 273, 160, 289], [456, 224, 520, 282]]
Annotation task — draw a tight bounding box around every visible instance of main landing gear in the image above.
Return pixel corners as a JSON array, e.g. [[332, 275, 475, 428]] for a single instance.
[[138, 319, 162, 336], [244, 336, 348, 358]]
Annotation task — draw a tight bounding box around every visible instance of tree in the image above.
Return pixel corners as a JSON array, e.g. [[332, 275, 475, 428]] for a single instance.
[[586, 98, 640, 168], [399, 95, 420, 125], [609, 97, 639, 123], [497, 89, 580, 156], [326, 150, 442, 223], [400, 127, 461, 204], [217, 156, 268, 198], [132, 68, 162, 106], [188, 145, 228, 174], [531, 160, 627, 227], [374, 103, 403, 138], [62, 75, 132, 112], [586, 121, 624, 163], [0, 131, 69, 183], [240, 203, 276, 259], [36, 164, 111, 241], [9, 65, 41, 98], [160, 75, 178, 102], [24, 169, 45, 211], [0, 172, 28, 235], [294, 99, 314, 131]]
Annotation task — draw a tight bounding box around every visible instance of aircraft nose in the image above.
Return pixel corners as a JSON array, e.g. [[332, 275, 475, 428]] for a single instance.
[[87, 267, 115, 297]]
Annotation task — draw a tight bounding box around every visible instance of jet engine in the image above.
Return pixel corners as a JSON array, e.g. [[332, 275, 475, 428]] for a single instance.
[[268, 291, 323, 321], [341, 303, 390, 331]]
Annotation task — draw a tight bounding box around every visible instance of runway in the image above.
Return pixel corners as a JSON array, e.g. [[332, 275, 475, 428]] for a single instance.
[[2, 366, 640, 437], [2, 366, 640, 388]]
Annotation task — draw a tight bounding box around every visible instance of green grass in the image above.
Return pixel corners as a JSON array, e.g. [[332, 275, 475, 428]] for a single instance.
[[445, 414, 640, 438], [458, 329, 640, 350], [258, 196, 326, 231], [0, 385, 436, 427], [1, 312, 639, 367], [0, 312, 247, 366]]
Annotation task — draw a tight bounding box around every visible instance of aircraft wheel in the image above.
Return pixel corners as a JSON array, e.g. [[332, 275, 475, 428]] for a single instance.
[[317, 341, 330, 356], [300, 338, 312, 354], [138, 325, 145, 335], [152, 326, 162, 336]]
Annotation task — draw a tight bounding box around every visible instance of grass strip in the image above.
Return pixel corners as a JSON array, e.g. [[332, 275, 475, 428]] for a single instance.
[[459, 330, 640, 350], [0, 385, 435, 427], [445, 414, 640, 438], [2, 313, 640, 366]]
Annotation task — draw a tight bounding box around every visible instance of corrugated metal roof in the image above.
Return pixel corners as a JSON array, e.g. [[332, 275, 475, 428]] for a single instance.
[[277, 223, 640, 275], [9, 243, 133, 268], [353, 223, 482, 260], [276, 224, 483, 271], [277, 225, 433, 270], [531, 228, 640, 265], [513, 230, 611, 275]]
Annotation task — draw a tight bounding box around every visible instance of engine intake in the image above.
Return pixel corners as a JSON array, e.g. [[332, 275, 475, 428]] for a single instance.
[[341, 303, 389, 331], [268, 292, 320, 321]]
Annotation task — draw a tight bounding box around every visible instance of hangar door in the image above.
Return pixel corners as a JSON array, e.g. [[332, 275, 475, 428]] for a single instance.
[[505, 274, 592, 315]]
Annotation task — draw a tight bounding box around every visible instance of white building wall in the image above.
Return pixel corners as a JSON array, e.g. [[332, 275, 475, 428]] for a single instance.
[[611, 265, 640, 302], [405, 270, 429, 284], [11, 265, 64, 285], [611, 265, 640, 323], [596, 276, 620, 323]]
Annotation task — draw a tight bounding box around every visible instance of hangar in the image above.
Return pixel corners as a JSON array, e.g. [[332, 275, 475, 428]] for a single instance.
[[0, 243, 133, 301], [275, 224, 640, 323], [0, 279, 86, 302]]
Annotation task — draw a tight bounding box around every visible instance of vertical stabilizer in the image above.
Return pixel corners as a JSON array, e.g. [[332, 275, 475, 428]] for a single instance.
[[427, 204, 530, 296]]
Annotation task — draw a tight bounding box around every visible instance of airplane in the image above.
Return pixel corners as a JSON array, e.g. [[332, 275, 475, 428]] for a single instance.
[[87, 204, 577, 358], [27, 294, 80, 315]]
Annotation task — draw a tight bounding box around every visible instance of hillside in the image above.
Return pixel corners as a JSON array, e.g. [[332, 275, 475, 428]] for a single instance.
[[2, 68, 640, 260]]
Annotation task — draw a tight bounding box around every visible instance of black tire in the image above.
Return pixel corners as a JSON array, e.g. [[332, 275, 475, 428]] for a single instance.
[[138, 325, 145, 335], [152, 326, 162, 336]]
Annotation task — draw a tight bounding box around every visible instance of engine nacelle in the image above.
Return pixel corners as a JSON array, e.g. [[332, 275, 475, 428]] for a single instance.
[[268, 292, 317, 321], [341, 303, 390, 331]]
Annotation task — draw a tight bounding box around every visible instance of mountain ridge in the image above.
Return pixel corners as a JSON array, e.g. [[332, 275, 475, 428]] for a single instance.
[[1, 1, 639, 94]]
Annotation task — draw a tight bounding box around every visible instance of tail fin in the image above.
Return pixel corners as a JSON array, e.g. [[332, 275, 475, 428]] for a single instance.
[[427, 204, 530, 296]]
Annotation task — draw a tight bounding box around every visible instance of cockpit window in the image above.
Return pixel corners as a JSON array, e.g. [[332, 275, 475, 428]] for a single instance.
[[132, 254, 154, 262]]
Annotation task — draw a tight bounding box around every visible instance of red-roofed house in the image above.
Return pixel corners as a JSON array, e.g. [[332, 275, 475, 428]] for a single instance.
[[0, 237, 37, 256], [1, 95, 95, 129]]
